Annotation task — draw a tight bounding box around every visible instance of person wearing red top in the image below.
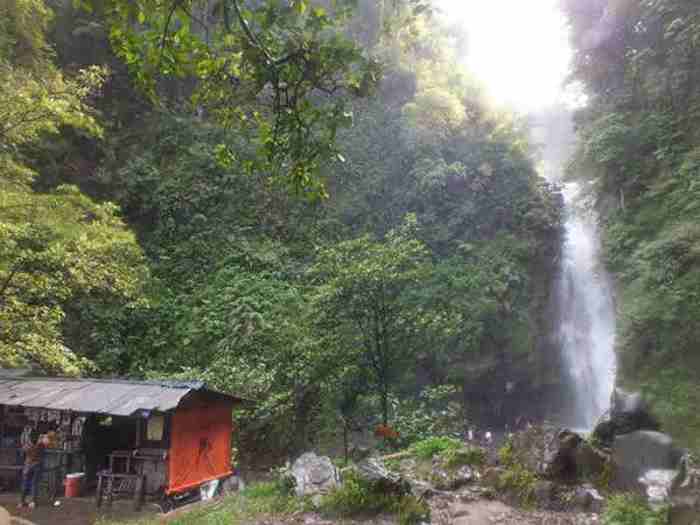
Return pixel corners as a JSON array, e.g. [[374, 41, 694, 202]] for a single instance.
[[19, 432, 48, 509]]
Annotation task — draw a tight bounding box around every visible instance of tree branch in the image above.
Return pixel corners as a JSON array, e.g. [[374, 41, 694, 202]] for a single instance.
[[230, 0, 274, 64], [0, 264, 22, 302], [157, 0, 181, 70]]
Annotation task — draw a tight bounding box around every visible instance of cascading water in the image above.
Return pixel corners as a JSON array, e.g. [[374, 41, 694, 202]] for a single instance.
[[556, 183, 617, 430]]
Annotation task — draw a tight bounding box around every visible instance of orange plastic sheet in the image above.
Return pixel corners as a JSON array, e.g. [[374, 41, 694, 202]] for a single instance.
[[167, 400, 233, 494]]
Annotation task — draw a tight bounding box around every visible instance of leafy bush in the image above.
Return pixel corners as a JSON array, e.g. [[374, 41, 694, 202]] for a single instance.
[[410, 436, 463, 459], [497, 462, 538, 507], [321, 471, 399, 515], [321, 470, 428, 524], [270, 464, 296, 497], [602, 494, 667, 525], [239, 482, 302, 514], [397, 496, 431, 525], [390, 386, 464, 444], [442, 446, 486, 468], [498, 440, 516, 466], [496, 439, 538, 506]]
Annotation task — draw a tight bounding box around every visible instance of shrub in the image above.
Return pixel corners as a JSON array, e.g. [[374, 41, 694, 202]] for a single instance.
[[602, 494, 667, 525], [390, 386, 463, 444], [497, 440, 515, 466], [321, 471, 399, 515], [240, 481, 300, 514], [496, 438, 538, 506], [497, 462, 538, 507], [410, 436, 463, 459], [442, 446, 486, 468], [270, 464, 296, 496], [397, 496, 430, 525], [320, 471, 429, 524]]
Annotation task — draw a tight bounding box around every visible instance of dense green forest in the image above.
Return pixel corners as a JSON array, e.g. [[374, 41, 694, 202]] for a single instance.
[[562, 0, 700, 448], [0, 0, 564, 456], [7, 0, 700, 457]]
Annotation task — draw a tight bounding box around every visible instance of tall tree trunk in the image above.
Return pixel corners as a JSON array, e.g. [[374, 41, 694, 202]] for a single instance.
[[381, 385, 389, 425], [343, 418, 349, 464]]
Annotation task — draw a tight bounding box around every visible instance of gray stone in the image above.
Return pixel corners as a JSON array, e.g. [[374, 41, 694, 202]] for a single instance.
[[481, 467, 505, 488], [574, 440, 609, 480], [220, 475, 241, 495], [290, 452, 340, 498], [612, 389, 648, 416], [533, 480, 555, 508], [594, 389, 660, 446], [640, 469, 680, 507], [509, 425, 581, 480], [355, 457, 411, 496], [408, 478, 435, 499], [356, 457, 402, 485], [432, 464, 474, 491], [670, 455, 700, 525], [612, 431, 683, 490], [573, 484, 605, 513], [348, 446, 371, 462]]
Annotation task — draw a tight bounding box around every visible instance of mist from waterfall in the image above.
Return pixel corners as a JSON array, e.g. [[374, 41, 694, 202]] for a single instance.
[[556, 183, 617, 430]]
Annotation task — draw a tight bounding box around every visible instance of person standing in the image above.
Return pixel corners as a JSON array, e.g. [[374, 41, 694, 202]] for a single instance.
[[19, 431, 47, 509]]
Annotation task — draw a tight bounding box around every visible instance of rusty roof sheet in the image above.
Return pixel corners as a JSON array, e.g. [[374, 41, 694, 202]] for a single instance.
[[0, 377, 238, 416]]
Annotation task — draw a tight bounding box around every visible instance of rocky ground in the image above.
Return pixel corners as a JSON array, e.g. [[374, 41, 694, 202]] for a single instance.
[[237, 498, 601, 525], [282, 388, 700, 525]]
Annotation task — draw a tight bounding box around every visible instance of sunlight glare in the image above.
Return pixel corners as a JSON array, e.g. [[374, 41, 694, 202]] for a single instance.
[[438, 0, 572, 112]]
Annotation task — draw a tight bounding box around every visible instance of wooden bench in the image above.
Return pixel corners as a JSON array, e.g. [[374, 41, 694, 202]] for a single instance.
[[0, 464, 23, 489], [96, 470, 145, 510]]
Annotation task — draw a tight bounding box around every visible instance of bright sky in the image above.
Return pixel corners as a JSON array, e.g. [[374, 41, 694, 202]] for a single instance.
[[438, 0, 573, 112]]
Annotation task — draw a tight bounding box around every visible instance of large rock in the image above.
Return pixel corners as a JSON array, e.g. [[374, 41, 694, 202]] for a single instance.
[[509, 425, 582, 481], [290, 452, 340, 498], [574, 440, 609, 480], [532, 480, 556, 509], [355, 457, 411, 495], [593, 389, 660, 446], [572, 484, 605, 513], [640, 469, 679, 507], [612, 431, 683, 491], [355, 457, 402, 485], [669, 455, 700, 525], [431, 463, 474, 491]]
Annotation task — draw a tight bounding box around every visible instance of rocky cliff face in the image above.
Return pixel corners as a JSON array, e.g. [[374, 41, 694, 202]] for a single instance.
[[462, 224, 566, 430]]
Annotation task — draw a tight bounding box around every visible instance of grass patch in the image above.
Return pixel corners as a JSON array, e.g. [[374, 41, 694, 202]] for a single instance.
[[496, 439, 538, 507], [441, 446, 485, 469], [98, 482, 303, 525], [409, 436, 462, 459], [319, 471, 429, 525], [496, 462, 538, 507], [602, 494, 667, 525]]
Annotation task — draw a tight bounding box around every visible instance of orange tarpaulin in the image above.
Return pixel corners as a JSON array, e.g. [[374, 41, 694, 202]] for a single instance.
[[167, 400, 233, 494]]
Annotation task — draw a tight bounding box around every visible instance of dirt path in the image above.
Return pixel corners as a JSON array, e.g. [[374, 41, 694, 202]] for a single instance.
[[444, 499, 600, 525], [0, 494, 157, 525], [448, 500, 512, 524]]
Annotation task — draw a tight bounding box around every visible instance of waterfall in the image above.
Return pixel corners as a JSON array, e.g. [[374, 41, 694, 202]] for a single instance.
[[556, 182, 617, 430]]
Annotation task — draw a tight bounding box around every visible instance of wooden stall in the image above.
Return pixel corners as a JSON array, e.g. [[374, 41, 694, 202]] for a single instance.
[[0, 375, 242, 509]]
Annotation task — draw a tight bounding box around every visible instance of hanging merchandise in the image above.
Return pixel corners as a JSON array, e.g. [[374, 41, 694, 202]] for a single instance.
[[48, 410, 60, 424], [20, 426, 33, 448], [72, 417, 85, 437], [26, 408, 39, 423]]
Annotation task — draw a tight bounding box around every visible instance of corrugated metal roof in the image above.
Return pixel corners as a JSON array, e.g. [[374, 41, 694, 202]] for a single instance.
[[0, 377, 239, 416]]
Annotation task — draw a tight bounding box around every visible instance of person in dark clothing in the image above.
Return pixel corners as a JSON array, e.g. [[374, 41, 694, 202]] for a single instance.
[[19, 431, 47, 508]]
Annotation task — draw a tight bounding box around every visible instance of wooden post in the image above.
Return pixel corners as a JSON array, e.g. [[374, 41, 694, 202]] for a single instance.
[[133, 475, 145, 511], [95, 473, 103, 508]]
